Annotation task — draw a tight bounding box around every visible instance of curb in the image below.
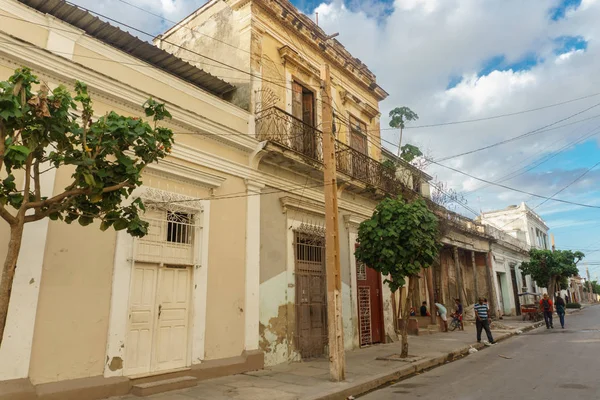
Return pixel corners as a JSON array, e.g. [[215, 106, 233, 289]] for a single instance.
[[304, 322, 543, 400]]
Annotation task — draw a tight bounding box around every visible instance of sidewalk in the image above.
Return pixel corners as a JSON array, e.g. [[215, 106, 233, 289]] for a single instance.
[[113, 319, 542, 400]]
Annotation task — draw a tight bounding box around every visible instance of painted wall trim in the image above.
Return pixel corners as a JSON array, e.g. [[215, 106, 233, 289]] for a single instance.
[[244, 181, 264, 351], [0, 163, 57, 380]]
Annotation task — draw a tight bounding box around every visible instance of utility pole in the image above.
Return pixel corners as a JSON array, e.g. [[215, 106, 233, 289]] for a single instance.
[[551, 234, 555, 252], [586, 264, 593, 303], [321, 63, 345, 382]]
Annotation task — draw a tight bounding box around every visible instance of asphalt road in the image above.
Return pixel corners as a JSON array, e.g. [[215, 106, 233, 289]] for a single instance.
[[361, 306, 600, 400]]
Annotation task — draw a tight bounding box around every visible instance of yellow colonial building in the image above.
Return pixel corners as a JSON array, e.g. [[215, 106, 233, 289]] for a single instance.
[[0, 0, 431, 399]]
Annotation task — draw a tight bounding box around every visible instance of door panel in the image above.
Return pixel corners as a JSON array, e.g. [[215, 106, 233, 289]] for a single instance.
[[125, 264, 158, 376], [153, 267, 191, 372], [295, 234, 327, 359], [356, 245, 383, 346]]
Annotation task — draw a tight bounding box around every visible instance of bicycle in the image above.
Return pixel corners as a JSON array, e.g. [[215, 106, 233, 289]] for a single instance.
[[449, 313, 463, 331]]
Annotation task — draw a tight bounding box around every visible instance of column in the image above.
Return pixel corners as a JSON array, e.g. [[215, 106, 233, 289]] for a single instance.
[[471, 251, 480, 301], [453, 247, 463, 303], [244, 180, 264, 351], [485, 251, 499, 318]]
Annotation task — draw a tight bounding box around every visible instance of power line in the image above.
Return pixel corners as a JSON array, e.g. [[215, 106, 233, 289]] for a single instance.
[[403, 92, 600, 129], [430, 160, 600, 210], [435, 101, 600, 162]]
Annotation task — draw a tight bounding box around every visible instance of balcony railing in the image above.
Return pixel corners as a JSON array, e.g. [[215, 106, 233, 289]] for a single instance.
[[256, 106, 323, 163], [255, 106, 404, 195], [335, 140, 399, 194]]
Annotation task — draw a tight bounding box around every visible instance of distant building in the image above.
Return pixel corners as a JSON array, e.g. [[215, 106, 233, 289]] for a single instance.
[[480, 202, 550, 250]]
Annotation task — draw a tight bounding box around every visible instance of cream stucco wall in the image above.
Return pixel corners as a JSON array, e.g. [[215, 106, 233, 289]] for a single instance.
[[0, 0, 259, 385], [28, 167, 117, 385], [203, 176, 248, 360]]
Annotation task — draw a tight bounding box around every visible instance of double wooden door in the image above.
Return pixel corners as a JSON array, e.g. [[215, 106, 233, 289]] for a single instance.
[[125, 263, 191, 376]]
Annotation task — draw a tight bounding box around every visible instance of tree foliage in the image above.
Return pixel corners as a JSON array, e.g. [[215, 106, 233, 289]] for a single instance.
[[0, 67, 174, 345], [520, 249, 584, 295], [389, 106, 419, 130], [355, 197, 440, 292]]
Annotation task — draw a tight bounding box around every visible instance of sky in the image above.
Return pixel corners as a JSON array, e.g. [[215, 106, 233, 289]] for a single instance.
[[66, 0, 600, 276]]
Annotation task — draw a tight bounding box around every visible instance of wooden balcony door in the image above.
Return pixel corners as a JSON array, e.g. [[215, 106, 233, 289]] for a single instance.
[[350, 115, 369, 180], [292, 81, 316, 158]]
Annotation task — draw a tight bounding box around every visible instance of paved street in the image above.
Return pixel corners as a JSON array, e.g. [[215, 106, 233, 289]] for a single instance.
[[362, 306, 600, 400]]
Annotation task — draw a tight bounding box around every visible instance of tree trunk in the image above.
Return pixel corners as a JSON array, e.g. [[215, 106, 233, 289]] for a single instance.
[[548, 277, 556, 301], [400, 276, 417, 358], [0, 224, 25, 347]]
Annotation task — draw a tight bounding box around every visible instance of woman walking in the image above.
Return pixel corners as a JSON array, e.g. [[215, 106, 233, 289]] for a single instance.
[[555, 295, 566, 329]]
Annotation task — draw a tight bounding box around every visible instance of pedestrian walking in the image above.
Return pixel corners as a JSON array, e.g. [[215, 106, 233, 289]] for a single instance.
[[474, 297, 495, 345], [434, 302, 448, 332], [555, 295, 566, 329], [540, 293, 554, 329]]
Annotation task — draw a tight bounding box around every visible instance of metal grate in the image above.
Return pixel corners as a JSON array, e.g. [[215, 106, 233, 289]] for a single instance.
[[135, 210, 197, 265], [357, 260, 367, 281], [294, 230, 328, 359], [358, 286, 372, 346]]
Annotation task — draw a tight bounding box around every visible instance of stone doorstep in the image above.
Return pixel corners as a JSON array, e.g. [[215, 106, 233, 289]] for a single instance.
[[131, 376, 198, 397]]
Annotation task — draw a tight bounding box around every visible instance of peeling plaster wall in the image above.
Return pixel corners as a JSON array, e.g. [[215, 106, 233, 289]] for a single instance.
[[259, 190, 294, 365], [158, 1, 253, 110]]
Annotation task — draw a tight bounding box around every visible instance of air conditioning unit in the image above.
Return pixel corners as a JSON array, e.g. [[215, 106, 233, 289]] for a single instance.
[[522, 287, 528, 293]]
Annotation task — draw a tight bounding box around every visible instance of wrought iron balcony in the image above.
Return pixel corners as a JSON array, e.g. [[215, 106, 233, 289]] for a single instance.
[[334, 140, 399, 195], [255, 106, 404, 196], [256, 106, 323, 163]]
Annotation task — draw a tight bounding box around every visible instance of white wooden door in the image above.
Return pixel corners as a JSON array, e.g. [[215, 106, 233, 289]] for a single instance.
[[153, 266, 191, 372], [124, 263, 158, 376], [124, 264, 191, 376]]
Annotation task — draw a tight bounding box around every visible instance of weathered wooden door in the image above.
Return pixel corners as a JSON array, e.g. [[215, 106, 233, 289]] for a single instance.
[[124, 263, 158, 376], [291, 82, 316, 158], [356, 247, 383, 346], [294, 232, 327, 359], [153, 266, 191, 372], [125, 264, 191, 376], [350, 116, 369, 180], [510, 266, 521, 315]]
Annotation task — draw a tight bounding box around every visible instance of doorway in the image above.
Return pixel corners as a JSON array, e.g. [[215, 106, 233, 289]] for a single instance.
[[294, 231, 327, 359], [124, 263, 192, 376], [510, 266, 521, 315], [356, 245, 384, 347], [291, 81, 317, 159]]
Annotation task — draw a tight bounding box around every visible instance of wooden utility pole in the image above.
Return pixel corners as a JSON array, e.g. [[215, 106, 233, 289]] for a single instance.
[[321, 64, 345, 382], [586, 264, 593, 303]]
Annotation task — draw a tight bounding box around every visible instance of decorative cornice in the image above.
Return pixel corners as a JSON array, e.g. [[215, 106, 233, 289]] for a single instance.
[[339, 90, 380, 120], [145, 158, 226, 189], [139, 187, 205, 212], [280, 196, 325, 216], [278, 45, 319, 77], [343, 214, 365, 229]]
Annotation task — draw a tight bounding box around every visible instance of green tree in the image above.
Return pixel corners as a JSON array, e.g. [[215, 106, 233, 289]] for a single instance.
[[388, 106, 419, 157], [520, 249, 584, 298], [355, 197, 439, 357], [0, 68, 174, 345]]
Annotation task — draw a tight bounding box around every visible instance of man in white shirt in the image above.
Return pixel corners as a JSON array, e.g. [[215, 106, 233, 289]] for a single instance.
[[435, 302, 448, 332]]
